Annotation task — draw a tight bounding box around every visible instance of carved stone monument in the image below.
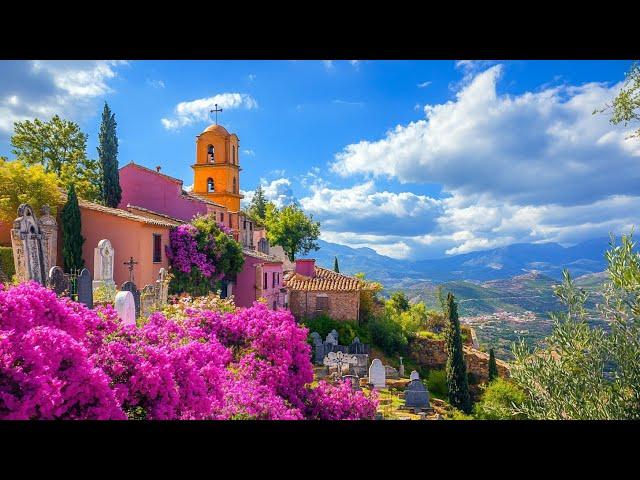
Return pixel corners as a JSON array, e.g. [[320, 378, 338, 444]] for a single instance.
[[155, 268, 169, 307], [323, 351, 358, 376], [140, 283, 157, 318], [11, 204, 47, 284], [93, 239, 115, 290], [405, 379, 430, 411], [38, 205, 57, 273]]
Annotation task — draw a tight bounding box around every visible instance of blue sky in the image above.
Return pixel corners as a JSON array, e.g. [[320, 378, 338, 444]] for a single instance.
[[1, 60, 638, 259]]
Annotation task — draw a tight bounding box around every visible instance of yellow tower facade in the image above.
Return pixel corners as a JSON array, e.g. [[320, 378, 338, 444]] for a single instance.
[[192, 124, 243, 212]]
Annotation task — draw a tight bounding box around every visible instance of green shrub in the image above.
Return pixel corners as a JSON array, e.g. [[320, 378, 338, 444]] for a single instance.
[[302, 314, 368, 345], [473, 378, 527, 420], [368, 313, 408, 356], [426, 369, 448, 398], [0, 246, 15, 280]]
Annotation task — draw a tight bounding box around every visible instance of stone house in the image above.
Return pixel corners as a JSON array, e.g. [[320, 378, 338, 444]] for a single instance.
[[284, 259, 364, 322]]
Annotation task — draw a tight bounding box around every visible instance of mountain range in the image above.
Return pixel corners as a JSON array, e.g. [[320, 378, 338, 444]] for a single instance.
[[313, 237, 611, 288]]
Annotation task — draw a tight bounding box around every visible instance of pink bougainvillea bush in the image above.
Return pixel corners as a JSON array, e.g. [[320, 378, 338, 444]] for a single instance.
[[0, 282, 378, 420]]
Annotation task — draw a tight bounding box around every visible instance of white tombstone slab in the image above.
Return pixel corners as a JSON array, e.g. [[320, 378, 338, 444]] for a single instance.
[[115, 290, 136, 326], [410, 370, 420, 381], [369, 358, 386, 389], [93, 239, 115, 290]]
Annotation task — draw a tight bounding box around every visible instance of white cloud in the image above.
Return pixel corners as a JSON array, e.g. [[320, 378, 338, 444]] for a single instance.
[[0, 60, 128, 134], [312, 65, 640, 259], [243, 149, 255, 156], [333, 99, 365, 107], [161, 93, 258, 130], [147, 79, 165, 89], [332, 64, 640, 207], [417, 81, 432, 88], [241, 177, 295, 209], [323, 60, 334, 70]]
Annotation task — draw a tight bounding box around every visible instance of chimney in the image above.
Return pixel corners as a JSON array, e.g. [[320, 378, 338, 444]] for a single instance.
[[156, 166, 162, 173], [295, 259, 316, 278]]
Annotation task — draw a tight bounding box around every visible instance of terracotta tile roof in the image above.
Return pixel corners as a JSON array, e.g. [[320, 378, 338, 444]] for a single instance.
[[284, 266, 363, 292], [243, 247, 283, 264], [182, 191, 226, 208], [125, 204, 186, 225], [78, 199, 179, 228]]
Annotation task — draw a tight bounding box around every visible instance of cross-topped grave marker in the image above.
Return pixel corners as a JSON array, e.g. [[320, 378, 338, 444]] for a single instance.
[[323, 351, 358, 376], [123, 256, 138, 283]]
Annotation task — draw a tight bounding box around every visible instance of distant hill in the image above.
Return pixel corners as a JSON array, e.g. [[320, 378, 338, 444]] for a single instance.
[[315, 237, 611, 288]]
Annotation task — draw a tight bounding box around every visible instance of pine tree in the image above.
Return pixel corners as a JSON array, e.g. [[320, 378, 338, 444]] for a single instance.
[[98, 102, 121, 207], [444, 292, 471, 413], [248, 185, 267, 222], [61, 184, 85, 272], [488, 347, 499, 382], [334, 256, 340, 273]]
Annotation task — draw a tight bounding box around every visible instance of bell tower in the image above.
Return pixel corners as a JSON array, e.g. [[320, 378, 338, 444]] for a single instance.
[[192, 124, 243, 212]]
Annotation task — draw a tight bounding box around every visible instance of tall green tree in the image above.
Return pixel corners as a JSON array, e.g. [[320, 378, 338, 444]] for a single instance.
[[444, 292, 471, 413], [333, 256, 340, 273], [11, 115, 102, 202], [264, 202, 320, 262], [61, 184, 85, 272], [488, 348, 498, 382], [509, 234, 640, 419], [248, 185, 268, 223], [97, 102, 121, 207]]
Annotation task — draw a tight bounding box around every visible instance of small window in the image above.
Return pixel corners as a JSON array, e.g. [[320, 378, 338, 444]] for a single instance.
[[316, 296, 329, 312], [233, 177, 237, 194], [220, 212, 224, 223], [272, 272, 276, 287], [153, 234, 162, 263], [207, 178, 215, 193], [232, 145, 236, 164], [263, 272, 268, 289]]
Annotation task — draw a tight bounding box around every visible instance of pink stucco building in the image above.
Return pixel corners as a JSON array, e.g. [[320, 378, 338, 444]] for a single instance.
[[119, 162, 225, 222], [233, 249, 286, 310]]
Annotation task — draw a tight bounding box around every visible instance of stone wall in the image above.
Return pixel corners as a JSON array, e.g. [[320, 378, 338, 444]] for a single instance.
[[289, 290, 360, 322], [409, 336, 510, 385]]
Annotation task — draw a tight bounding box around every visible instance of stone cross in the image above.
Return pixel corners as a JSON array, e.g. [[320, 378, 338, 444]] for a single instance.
[[11, 204, 47, 284], [121, 281, 141, 318], [123, 256, 138, 283], [155, 267, 169, 307], [369, 358, 386, 389], [48, 266, 69, 296], [77, 268, 93, 309], [323, 351, 358, 376], [115, 290, 136, 326]]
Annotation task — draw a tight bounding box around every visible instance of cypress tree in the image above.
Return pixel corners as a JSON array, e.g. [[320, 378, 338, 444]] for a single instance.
[[488, 347, 498, 381], [98, 102, 121, 207], [61, 183, 85, 271], [444, 292, 472, 413], [248, 185, 267, 222], [334, 256, 340, 273]]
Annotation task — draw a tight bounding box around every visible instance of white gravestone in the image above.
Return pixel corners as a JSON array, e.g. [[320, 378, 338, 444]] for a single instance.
[[410, 370, 420, 381], [115, 290, 136, 326], [369, 358, 386, 389], [155, 267, 169, 307], [93, 239, 116, 290]]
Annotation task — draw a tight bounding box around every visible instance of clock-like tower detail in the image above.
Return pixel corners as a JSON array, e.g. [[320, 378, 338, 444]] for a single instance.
[[192, 124, 243, 212]]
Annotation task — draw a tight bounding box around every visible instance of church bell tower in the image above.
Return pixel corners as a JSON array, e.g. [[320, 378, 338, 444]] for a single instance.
[[192, 123, 243, 212]]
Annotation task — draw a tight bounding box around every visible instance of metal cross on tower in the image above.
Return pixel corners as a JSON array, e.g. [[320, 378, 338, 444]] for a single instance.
[[123, 256, 139, 283], [210, 103, 223, 125]]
